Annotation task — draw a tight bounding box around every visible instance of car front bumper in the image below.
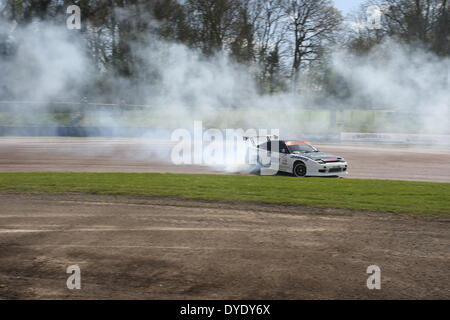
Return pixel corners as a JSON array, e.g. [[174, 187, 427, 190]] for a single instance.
[[307, 161, 348, 177]]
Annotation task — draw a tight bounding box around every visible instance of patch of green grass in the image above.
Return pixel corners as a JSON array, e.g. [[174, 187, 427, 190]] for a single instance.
[[0, 172, 449, 216]]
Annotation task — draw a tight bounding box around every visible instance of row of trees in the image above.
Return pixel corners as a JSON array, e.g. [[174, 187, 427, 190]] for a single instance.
[[348, 0, 449, 56], [1, 0, 449, 97]]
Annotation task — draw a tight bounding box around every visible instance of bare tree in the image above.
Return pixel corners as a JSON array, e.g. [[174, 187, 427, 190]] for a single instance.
[[251, 0, 285, 61], [230, 4, 255, 63], [356, 0, 450, 55], [186, 0, 243, 55], [249, 0, 287, 90], [281, 0, 342, 85]]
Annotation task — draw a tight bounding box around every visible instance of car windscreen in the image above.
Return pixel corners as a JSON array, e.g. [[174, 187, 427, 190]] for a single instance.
[[287, 144, 318, 153]]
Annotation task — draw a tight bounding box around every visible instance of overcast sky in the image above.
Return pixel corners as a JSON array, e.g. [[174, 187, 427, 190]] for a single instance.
[[334, 0, 366, 14]]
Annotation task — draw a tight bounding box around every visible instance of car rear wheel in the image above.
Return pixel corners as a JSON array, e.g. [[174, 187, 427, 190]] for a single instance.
[[293, 162, 307, 177]]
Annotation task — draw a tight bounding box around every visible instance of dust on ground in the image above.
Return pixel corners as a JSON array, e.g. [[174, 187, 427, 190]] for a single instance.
[[0, 193, 449, 299]]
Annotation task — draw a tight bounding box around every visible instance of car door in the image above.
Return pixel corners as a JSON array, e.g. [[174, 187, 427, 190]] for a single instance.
[[257, 142, 271, 167], [278, 142, 290, 172], [258, 141, 279, 169], [258, 141, 286, 171], [269, 141, 280, 170], [269, 141, 288, 172]]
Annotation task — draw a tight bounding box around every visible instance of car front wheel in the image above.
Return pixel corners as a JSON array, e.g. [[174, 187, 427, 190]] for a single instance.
[[293, 162, 307, 177]]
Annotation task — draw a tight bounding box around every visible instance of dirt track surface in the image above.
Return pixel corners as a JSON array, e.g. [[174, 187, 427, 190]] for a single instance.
[[1, 137, 450, 182], [0, 193, 449, 300]]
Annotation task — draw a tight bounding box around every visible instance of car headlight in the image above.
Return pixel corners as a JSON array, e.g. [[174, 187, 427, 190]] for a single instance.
[[316, 160, 325, 164]]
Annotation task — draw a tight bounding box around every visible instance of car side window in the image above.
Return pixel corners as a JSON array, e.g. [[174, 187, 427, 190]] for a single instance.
[[279, 142, 289, 154], [259, 141, 288, 153], [271, 141, 286, 153]]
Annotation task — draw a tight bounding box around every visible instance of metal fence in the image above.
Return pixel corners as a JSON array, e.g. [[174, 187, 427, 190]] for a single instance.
[[0, 100, 151, 112]]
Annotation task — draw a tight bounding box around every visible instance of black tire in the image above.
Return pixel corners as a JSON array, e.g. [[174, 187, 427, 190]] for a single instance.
[[293, 162, 307, 177]]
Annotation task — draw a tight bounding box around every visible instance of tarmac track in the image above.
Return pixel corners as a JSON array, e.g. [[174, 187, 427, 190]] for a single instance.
[[0, 137, 449, 300], [1, 137, 450, 182]]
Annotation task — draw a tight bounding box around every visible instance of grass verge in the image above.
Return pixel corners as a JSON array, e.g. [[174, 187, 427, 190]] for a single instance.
[[0, 172, 449, 216]]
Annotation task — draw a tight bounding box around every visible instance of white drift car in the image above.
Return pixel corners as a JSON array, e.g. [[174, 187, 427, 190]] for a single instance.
[[245, 136, 348, 177]]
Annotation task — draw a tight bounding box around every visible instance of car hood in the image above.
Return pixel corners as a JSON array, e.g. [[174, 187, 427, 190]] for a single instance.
[[292, 152, 344, 161]]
